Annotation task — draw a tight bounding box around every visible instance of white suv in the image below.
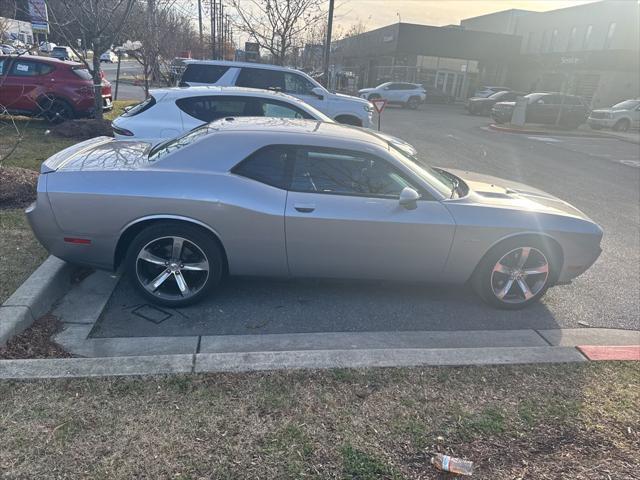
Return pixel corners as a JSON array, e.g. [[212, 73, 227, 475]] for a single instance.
[[111, 86, 417, 156], [588, 99, 640, 132], [358, 83, 426, 109], [179, 60, 373, 128]]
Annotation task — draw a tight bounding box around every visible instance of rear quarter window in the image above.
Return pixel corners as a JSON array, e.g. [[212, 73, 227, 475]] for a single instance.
[[181, 64, 230, 84]]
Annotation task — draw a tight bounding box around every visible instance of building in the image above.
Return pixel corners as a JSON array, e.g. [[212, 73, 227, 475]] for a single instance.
[[462, 0, 640, 107], [0, 16, 33, 45], [331, 23, 521, 100]]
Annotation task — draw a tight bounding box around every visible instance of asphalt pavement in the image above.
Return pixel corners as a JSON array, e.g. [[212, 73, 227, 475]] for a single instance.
[[94, 104, 639, 339], [101, 59, 146, 101]]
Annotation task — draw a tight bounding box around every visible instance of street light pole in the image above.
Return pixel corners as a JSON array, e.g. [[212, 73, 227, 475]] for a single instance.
[[322, 0, 335, 88]]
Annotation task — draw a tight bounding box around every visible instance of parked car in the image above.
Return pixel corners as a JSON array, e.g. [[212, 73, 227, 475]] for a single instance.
[[588, 99, 640, 132], [111, 86, 417, 156], [358, 82, 426, 109], [39, 41, 56, 53], [422, 86, 455, 104], [0, 55, 112, 122], [168, 57, 189, 86], [466, 90, 525, 116], [99, 50, 118, 63], [473, 86, 510, 98], [50, 46, 78, 61], [492, 93, 590, 128], [28, 117, 602, 310], [179, 60, 374, 127], [0, 44, 16, 54]]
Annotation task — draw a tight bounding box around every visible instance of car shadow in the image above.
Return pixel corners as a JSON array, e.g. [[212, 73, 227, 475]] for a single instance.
[[90, 276, 560, 338]]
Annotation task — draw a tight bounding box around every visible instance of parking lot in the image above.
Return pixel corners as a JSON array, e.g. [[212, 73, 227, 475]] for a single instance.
[[89, 104, 639, 341]]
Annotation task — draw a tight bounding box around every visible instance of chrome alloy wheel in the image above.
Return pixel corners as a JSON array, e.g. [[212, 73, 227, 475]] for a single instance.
[[136, 236, 209, 301], [490, 247, 549, 304]]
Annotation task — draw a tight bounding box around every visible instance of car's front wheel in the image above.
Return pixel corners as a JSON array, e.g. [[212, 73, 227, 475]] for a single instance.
[[126, 223, 223, 307], [406, 96, 421, 110], [472, 239, 557, 309], [613, 119, 630, 132]]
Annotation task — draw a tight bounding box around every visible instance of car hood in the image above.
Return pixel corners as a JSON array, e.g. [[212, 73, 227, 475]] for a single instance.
[[446, 168, 593, 221], [592, 108, 629, 114], [41, 136, 152, 173], [332, 91, 371, 106], [358, 88, 374, 94], [493, 101, 516, 108], [468, 96, 492, 103]]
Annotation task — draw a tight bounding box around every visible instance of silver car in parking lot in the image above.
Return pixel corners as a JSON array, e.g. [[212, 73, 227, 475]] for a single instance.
[[27, 118, 603, 309]]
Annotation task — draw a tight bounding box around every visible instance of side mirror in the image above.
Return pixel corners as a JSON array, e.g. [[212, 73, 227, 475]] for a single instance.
[[399, 187, 420, 210], [311, 86, 325, 99]]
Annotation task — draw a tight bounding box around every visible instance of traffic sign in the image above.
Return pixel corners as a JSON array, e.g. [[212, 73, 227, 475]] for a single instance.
[[371, 98, 387, 114]]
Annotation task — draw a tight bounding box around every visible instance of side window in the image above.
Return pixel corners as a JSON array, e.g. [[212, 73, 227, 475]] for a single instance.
[[9, 60, 39, 76], [283, 73, 315, 95], [0, 59, 5, 75], [176, 96, 255, 122], [236, 68, 285, 91], [181, 64, 230, 84], [39, 64, 55, 75], [291, 147, 417, 197], [260, 100, 313, 119], [232, 145, 291, 189]]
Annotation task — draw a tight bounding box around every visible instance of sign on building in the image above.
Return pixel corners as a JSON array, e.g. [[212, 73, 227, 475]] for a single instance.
[[28, 0, 49, 35]]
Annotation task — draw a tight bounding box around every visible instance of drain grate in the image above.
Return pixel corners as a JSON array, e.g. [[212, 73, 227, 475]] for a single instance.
[[131, 304, 173, 324]]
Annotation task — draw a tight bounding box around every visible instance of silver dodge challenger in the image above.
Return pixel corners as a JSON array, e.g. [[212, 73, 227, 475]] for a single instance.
[[27, 118, 603, 309]]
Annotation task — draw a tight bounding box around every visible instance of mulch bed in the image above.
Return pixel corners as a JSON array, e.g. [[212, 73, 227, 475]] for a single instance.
[[0, 166, 38, 209], [0, 314, 72, 359], [49, 119, 113, 140]]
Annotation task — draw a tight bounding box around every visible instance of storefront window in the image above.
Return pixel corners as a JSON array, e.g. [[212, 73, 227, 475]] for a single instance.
[[604, 22, 616, 50], [583, 25, 593, 50]]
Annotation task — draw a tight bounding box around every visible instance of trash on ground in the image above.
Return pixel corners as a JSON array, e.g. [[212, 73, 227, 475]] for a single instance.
[[431, 453, 474, 476]]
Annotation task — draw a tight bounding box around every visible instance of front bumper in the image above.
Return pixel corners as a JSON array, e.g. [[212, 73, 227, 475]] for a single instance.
[[588, 117, 615, 128]]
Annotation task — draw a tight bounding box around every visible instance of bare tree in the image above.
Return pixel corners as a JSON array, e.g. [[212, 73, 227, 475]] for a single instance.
[[231, 0, 325, 65], [47, 0, 134, 120]]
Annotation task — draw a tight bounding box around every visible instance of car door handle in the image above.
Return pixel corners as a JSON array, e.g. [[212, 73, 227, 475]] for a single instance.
[[294, 203, 315, 213]]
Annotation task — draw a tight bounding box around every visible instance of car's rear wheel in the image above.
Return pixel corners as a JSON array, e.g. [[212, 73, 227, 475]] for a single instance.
[[613, 119, 630, 132], [126, 223, 223, 307], [41, 98, 74, 124], [472, 238, 556, 309], [406, 96, 421, 110]]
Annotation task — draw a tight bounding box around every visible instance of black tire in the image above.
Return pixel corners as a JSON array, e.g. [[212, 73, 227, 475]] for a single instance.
[[406, 96, 421, 110], [125, 222, 223, 308], [471, 237, 559, 310], [41, 98, 74, 124], [613, 119, 630, 132]]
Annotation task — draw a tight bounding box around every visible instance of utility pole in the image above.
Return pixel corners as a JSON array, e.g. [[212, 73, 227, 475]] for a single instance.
[[219, 1, 224, 60], [212, 0, 217, 58], [197, 0, 203, 57], [322, 0, 335, 88]]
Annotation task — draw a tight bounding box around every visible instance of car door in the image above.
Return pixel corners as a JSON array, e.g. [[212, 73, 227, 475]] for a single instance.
[[284, 146, 456, 281], [527, 95, 558, 124], [282, 71, 326, 112], [1, 58, 42, 112]]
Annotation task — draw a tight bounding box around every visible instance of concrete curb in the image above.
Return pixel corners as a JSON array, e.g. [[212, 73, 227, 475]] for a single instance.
[[0, 256, 74, 347], [0, 346, 587, 379], [488, 123, 640, 145]]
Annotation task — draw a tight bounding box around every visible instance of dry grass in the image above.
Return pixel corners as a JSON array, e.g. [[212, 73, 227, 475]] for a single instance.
[[0, 362, 637, 479]]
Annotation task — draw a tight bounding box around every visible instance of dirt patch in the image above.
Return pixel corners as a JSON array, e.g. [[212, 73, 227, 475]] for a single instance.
[[49, 119, 113, 140], [0, 314, 71, 359], [0, 166, 38, 209]]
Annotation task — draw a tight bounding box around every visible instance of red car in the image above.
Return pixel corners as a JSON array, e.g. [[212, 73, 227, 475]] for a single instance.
[[0, 55, 112, 122]]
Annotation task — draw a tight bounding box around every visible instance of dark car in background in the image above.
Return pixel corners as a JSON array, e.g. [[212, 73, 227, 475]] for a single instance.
[[0, 55, 112, 122], [466, 90, 525, 115], [492, 93, 590, 128], [422, 86, 455, 104]]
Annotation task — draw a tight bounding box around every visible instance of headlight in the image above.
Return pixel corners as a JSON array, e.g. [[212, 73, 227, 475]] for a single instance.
[[364, 104, 374, 113]]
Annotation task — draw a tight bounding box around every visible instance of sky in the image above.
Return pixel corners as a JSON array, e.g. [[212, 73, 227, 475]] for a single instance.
[[332, 0, 599, 30]]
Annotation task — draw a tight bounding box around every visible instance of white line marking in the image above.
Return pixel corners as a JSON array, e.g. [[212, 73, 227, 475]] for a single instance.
[[526, 136, 562, 142]]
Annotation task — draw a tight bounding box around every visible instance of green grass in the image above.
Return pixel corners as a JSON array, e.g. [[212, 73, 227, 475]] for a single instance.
[[0, 363, 637, 479], [0, 208, 47, 303]]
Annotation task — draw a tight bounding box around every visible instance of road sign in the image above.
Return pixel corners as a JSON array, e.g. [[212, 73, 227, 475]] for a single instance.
[[371, 98, 387, 114], [370, 98, 387, 131]]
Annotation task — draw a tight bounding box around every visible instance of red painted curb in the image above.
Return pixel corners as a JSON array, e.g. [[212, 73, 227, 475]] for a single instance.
[[577, 345, 640, 361]]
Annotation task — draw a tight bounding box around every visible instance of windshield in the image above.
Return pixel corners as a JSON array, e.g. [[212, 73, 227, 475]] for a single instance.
[[148, 124, 212, 162], [525, 93, 545, 104], [489, 91, 509, 100], [612, 100, 640, 110], [388, 144, 456, 198]]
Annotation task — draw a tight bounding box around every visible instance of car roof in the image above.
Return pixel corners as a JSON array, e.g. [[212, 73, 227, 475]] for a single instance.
[[150, 85, 306, 102], [204, 117, 388, 147], [183, 59, 306, 74], [0, 54, 80, 66]]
